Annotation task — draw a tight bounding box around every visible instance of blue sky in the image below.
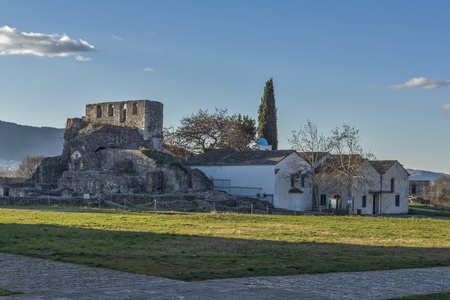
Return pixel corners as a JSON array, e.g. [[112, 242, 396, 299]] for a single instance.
[[1, 0, 450, 173]]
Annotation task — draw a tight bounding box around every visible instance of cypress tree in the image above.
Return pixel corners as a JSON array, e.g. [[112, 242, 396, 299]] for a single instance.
[[258, 78, 278, 149]]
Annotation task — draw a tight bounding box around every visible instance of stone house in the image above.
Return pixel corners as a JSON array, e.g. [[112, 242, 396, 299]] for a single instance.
[[317, 159, 410, 215], [409, 180, 430, 196], [185, 148, 313, 211]]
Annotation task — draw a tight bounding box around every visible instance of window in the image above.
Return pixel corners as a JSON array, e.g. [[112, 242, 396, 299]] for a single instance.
[[96, 105, 102, 118], [362, 195, 367, 207], [120, 104, 127, 122], [411, 184, 417, 194], [132, 102, 138, 114], [301, 176, 305, 187], [395, 195, 400, 206], [108, 104, 114, 116], [391, 178, 395, 192], [320, 194, 327, 206]]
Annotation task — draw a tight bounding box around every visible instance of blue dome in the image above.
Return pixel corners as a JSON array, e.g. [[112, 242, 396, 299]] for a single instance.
[[257, 138, 268, 145]]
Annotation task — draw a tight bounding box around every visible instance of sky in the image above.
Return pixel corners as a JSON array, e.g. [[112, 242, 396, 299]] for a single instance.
[[1, 0, 450, 173]]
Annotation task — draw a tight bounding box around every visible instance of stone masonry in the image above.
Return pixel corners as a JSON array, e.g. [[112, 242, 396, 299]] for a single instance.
[[9, 99, 214, 198]]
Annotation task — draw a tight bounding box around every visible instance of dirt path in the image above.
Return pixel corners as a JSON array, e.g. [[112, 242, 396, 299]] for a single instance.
[[1, 252, 449, 299]]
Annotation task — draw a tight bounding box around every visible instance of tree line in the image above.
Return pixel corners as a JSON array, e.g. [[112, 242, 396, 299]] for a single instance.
[[164, 77, 278, 157], [163, 77, 376, 208]]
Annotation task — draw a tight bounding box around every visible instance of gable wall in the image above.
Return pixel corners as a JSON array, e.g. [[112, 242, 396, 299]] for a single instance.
[[380, 162, 409, 214], [275, 153, 312, 211]]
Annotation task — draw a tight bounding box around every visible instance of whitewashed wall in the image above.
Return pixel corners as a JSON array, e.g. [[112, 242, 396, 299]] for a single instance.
[[190, 153, 313, 211], [317, 161, 409, 215], [274, 153, 312, 211], [192, 165, 276, 200], [379, 162, 409, 214]]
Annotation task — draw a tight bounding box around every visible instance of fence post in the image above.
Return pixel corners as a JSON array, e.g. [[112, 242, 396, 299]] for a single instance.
[[154, 199, 157, 211], [251, 204, 253, 214]]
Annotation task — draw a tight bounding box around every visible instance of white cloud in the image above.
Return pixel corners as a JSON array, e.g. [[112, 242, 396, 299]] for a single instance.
[[441, 104, 450, 117], [112, 35, 123, 41], [0, 26, 96, 57], [143, 67, 155, 72], [391, 77, 450, 90], [75, 55, 91, 61]]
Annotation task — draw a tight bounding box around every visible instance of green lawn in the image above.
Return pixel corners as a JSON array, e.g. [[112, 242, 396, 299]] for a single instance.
[[408, 203, 450, 218], [0, 208, 449, 281], [390, 292, 450, 300], [0, 289, 22, 296]]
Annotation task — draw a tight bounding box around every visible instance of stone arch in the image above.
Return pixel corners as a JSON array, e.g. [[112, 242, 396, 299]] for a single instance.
[[96, 105, 102, 118], [71, 150, 82, 160]]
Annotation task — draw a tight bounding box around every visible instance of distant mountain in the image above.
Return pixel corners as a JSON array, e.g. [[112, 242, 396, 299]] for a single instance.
[[0, 120, 64, 163], [406, 169, 450, 182]]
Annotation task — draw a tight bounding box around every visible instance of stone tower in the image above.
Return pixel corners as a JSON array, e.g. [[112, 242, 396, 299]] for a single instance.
[[84, 100, 163, 150]]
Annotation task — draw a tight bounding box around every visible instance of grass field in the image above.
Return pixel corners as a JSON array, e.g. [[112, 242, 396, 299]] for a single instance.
[[408, 204, 450, 218], [391, 292, 450, 300], [0, 208, 449, 281]]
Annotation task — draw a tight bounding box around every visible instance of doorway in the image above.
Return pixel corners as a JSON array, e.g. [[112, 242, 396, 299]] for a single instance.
[[372, 194, 379, 214]]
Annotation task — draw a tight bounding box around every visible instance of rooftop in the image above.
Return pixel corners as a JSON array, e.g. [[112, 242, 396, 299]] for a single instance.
[[185, 148, 295, 166]]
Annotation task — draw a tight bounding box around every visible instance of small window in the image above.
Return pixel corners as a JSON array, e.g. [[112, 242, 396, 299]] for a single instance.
[[120, 104, 127, 122], [391, 178, 395, 192], [108, 104, 114, 116], [411, 184, 417, 194], [132, 102, 138, 114], [362, 195, 367, 207], [395, 195, 400, 206], [320, 194, 327, 206], [96, 105, 102, 118], [301, 176, 305, 187]]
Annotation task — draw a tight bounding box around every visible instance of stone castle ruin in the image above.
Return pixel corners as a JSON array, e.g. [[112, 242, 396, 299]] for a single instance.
[[1, 100, 212, 198], [0, 99, 279, 214], [84, 100, 163, 150]]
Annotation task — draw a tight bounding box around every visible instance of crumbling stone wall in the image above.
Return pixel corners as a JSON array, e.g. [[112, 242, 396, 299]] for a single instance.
[[27, 98, 213, 197], [409, 180, 430, 196], [57, 149, 212, 195], [84, 100, 163, 150]]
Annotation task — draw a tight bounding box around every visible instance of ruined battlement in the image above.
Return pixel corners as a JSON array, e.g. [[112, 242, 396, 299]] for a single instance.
[[84, 100, 163, 148]]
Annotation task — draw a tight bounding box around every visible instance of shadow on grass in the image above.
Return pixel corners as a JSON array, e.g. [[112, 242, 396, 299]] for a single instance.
[[0, 223, 449, 281]]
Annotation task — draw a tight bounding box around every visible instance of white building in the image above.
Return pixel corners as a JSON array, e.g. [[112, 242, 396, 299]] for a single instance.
[[317, 159, 410, 215], [185, 148, 313, 211], [186, 147, 409, 215]]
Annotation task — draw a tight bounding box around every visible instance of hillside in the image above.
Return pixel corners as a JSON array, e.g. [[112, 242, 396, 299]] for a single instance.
[[406, 169, 450, 182], [0, 120, 64, 163]]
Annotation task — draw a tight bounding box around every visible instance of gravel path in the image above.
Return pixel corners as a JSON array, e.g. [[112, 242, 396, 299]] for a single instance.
[[1, 253, 449, 299]]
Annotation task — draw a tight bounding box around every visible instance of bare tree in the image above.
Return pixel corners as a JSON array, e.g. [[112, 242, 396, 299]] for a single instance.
[[428, 176, 450, 207], [15, 155, 45, 179], [288, 120, 330, 207], [164, 108, 256, 158], [0, 165, 15, 177], [326, 124, 375, 209]]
